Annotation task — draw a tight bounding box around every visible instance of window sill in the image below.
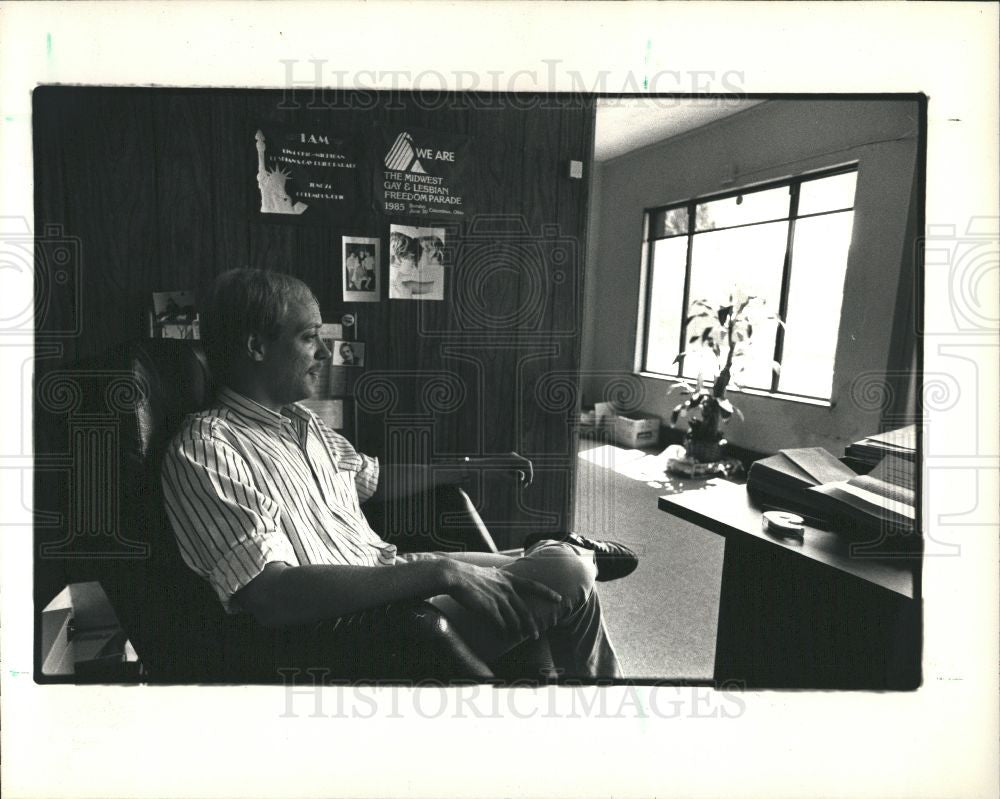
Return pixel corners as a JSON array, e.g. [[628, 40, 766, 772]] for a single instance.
[[637, 372, 834, 409]]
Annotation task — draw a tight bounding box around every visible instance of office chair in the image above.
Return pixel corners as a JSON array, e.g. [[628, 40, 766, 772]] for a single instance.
[[51, 338, 512, 682]]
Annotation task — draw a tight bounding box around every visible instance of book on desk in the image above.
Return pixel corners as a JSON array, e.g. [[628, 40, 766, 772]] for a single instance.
[[746, 426, 917, 544]]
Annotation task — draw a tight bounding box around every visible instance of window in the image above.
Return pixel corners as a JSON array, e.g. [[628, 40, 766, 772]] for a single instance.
[[639, 166, 857, 400]]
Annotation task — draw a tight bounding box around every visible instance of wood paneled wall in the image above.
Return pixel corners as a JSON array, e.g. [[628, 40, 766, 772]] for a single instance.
[[33, 87, 595, 552]]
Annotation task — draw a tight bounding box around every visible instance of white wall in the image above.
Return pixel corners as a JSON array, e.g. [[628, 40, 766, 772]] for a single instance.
[[582, 99, 920, 454]]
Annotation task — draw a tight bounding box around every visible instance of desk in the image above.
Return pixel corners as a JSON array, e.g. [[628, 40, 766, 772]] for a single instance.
[[659, 480, 921, 689]]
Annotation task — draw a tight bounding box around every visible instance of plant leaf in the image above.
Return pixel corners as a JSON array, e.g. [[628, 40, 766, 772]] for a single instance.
[[667, 379, 694, 398]]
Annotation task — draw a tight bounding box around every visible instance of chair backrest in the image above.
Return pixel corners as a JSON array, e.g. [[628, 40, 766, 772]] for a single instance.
[[96, 339, 270, 680], [122, 338, 214, 469]]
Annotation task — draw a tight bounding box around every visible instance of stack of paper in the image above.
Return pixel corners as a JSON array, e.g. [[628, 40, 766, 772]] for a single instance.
[[846, 424, 916, 466]]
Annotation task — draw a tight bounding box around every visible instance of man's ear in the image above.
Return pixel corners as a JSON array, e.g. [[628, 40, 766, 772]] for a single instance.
[[246, 332, 267, 362]]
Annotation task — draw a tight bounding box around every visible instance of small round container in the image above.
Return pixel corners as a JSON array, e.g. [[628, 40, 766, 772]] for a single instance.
[[762, 510, 806, 537]]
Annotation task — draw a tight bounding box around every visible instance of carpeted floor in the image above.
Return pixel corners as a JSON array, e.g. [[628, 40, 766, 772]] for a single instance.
[[573, 441, 725, 680]]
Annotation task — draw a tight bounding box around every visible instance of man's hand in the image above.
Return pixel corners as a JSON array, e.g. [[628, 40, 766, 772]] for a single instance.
[[473, 451, 532, 487], [507, 451, 534, 488], [441, 560, 561, 641]]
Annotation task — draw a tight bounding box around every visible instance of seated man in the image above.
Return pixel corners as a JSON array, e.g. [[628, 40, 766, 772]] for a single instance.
[[161, 268, 637, 679]]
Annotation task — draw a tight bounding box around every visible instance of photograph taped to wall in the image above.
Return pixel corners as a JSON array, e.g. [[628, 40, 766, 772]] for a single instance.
[[331, 339, 365, 367], [151, 289, 199, 339], [342, 235, 380, 302], [388, 223, 445, 300]]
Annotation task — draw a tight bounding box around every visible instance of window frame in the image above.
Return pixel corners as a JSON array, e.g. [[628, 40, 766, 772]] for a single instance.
[[636, 163, 859, 402]]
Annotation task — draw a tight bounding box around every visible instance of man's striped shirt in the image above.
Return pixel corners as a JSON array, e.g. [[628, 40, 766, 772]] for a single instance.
[[161, 387, 396, 613]]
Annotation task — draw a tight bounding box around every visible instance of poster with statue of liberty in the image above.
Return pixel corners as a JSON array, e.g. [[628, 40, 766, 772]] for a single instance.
[[255, 126, 363, 223]]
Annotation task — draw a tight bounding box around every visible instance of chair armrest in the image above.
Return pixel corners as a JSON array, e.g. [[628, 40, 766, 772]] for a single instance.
[[396, 601, 495, 679], [364, 484, 499, 554], [266, 600, 495, 681]]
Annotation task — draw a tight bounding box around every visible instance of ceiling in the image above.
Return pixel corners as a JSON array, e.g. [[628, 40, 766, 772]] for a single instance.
[[594, 97, 764, 162]]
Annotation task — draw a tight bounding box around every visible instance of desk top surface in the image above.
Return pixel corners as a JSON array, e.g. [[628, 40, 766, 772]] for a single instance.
[[658, 480, 917, 599]]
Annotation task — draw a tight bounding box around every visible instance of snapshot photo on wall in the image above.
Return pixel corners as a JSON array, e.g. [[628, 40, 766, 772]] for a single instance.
[[342, 236, 380, 302], [388, 224, 445, 300], [150, 289, 200, 339], [331, 340, 365, 367]]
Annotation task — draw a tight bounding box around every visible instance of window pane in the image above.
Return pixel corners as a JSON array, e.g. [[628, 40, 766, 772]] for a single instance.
[[643, 236, 688, 374], [798, 171, 858, 216], [684, 221, 788, 388], [649, 207, 689, 238], [778, 211, 854, 398], [696, 185, 791, 231]]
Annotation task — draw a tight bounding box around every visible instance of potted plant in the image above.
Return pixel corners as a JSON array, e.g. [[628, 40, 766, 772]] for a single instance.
[[668, 292, 782, 463]]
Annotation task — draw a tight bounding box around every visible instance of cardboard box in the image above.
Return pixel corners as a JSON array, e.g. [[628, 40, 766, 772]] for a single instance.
[[41, 582, 140, 678], [612, 412, 661, 448]]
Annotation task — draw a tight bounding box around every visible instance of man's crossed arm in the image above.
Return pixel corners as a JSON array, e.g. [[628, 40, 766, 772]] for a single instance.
[[234, 555, 560, 641]]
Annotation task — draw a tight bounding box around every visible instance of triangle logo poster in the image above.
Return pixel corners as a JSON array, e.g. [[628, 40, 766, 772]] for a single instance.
[[376, 126, 474, 220]]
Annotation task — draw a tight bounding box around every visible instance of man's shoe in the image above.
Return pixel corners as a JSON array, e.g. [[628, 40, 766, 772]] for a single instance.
[[522, 532, 638, 582]]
